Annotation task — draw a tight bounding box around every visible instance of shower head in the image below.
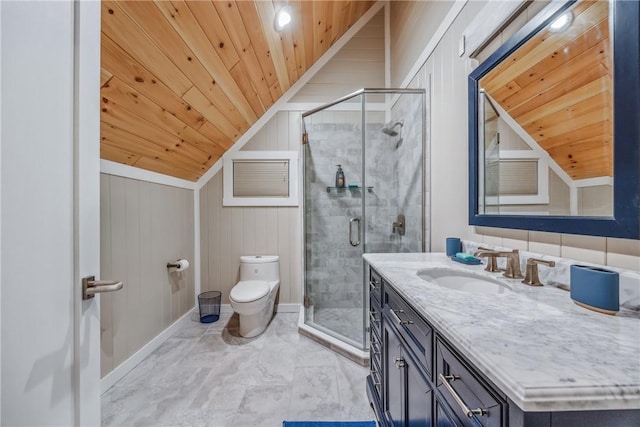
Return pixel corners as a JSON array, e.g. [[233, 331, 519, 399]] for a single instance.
[[381, 120, 404, 137]]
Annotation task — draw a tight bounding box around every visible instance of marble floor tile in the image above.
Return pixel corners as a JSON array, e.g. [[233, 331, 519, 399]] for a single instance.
[[288, 367, 342, 421], [102, 312, 373, 426], [232, 384, 292, 427]]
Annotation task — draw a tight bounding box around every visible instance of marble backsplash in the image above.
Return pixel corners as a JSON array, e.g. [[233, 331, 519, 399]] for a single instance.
[[461, 240, 640, 311]]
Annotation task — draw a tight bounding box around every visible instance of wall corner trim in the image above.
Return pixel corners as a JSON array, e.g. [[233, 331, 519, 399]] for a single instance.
[[100, 159, 196, 190], [195, 0, 386, 190]]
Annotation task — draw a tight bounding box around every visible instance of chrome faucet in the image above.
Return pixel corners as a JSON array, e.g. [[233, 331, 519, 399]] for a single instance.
[[522, 258, 556, 286], [473, 248, 523, 279]]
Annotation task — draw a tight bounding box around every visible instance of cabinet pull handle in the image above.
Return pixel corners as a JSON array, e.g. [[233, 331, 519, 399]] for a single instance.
[[394, 357, 406, 369], [438, 373, 487, 418], [369, 280, 379, 291], [389, 308, 414, 326], [369, 311, 380, 324], [370, 370, 381, 385]]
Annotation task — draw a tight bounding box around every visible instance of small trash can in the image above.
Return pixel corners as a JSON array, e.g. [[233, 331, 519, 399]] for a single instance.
[[198, 291, 221, 323]]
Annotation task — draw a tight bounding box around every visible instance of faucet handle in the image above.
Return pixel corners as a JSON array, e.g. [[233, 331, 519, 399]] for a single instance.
[[503, 249, 524, 279], [522, 258, 556, 286]]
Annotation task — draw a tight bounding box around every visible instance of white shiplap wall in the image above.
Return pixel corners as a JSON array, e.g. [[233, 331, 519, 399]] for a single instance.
[[100, 174, 195, 377], [390, 1, 456, 87], [199, 112, 303, 305]]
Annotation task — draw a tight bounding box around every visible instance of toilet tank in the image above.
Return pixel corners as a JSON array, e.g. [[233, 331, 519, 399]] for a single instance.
[[239, 255, 280, 282]]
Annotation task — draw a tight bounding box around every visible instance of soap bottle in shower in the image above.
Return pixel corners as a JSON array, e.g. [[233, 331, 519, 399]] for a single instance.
[[335, 165, 345, 188]]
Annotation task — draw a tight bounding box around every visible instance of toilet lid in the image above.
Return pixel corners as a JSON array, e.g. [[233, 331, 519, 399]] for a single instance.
[[230, 280, 269, 303]]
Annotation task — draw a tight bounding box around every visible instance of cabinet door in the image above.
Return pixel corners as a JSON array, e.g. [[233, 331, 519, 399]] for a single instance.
[[406, 351, 433, 427], [435, 398, 464, 427], [384, 318, 405, 427]]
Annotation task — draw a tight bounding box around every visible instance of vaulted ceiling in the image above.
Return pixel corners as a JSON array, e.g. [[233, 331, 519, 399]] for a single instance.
[[480, 0, 612, 181], [100, 0, 375, 181]]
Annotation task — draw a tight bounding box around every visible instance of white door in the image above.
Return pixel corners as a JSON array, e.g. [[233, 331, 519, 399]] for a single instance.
[[1, 1, 102, 425]]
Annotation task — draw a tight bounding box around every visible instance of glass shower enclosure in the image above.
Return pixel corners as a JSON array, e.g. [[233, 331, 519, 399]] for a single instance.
[[301, 89, 426, 356]]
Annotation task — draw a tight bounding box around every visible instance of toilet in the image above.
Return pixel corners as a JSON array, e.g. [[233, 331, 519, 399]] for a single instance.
[[229, 255, 280, 337]]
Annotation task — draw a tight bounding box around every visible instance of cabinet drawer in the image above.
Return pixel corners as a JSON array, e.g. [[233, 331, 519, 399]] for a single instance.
[[369, 268, 383, 304], [436, 338, 505, 427], [385, 286, 433, 377]]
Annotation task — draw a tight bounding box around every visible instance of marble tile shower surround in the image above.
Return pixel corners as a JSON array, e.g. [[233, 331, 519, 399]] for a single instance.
[[462, 240, 640, 310], [102, 312, 372, 427], [388, 92, 425, 253]]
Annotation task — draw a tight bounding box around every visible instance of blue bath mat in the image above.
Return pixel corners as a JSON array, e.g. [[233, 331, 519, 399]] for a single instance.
[[283, 422, 375, 427]]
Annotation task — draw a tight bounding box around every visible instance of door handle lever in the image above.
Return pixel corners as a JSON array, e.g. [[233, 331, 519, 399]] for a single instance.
[[82, 276, 123, 300]]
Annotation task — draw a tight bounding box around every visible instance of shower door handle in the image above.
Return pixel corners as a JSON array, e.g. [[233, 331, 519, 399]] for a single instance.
[[349, 217, 361, 247]]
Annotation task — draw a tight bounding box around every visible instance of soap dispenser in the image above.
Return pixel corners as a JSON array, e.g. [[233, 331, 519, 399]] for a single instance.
[[335, 165, 345, 188]]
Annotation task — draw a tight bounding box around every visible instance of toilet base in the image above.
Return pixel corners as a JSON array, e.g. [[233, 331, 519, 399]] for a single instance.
[[237, 298, 276, 338], [239, 315, 269, 338]]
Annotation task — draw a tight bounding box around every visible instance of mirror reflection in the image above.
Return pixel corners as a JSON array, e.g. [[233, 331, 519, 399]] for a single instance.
[[476, 0, 613, 216]]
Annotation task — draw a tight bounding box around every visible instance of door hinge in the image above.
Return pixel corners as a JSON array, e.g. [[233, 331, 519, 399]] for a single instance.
[[302, 132, 309, 145], [304, 296, 311, 308]]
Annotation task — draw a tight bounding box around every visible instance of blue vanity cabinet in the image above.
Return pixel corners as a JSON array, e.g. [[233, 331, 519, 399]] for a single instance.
[[367, 264, 640, 426], [435, 337, 505, 427], [367, 265, 503, 427], [383, 306, 433, 427]]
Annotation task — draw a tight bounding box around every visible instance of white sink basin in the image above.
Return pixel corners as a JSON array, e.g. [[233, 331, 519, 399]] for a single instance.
[[417, 268, 512, 294]]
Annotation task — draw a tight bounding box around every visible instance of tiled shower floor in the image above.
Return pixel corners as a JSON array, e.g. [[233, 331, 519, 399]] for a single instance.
[[101, 312, 373, 427]]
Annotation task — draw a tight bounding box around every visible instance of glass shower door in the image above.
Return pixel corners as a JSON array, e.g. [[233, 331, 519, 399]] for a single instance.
[[302, 96, 366, 349]]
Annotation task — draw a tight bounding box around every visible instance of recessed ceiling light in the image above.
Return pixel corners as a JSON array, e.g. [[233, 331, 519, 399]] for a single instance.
[[549, 11, 573, 33], [275, 5, 292, 31]]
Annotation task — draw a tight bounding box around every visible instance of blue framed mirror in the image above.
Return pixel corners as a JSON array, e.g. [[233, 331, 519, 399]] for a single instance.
[[468, 0, 639, 239]]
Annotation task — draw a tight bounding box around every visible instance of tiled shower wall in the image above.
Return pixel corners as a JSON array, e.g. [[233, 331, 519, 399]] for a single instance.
[[304, 110, 378, 310], [389, 92, 427, 253]]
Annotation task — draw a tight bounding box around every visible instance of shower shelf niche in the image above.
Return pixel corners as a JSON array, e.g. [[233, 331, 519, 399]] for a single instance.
[[326, 186, 373, 193]]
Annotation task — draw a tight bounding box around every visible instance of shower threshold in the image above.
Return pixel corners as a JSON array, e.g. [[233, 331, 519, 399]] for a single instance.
[[297, 307, 369, 367]]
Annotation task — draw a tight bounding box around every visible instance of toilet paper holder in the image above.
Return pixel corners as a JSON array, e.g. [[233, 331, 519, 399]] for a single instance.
[[167, 259, 190, 270]]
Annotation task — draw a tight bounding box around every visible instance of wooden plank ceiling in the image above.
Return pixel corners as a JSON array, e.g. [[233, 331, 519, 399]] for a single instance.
[[480, 0, 612, 180], [101, 0, 375, 181]]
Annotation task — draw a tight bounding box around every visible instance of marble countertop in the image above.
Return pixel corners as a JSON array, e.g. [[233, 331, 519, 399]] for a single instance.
[[364, 252, 640, 412]]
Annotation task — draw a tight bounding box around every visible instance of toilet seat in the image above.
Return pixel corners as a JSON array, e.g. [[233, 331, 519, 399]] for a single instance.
[[230, 280, 269, 303]]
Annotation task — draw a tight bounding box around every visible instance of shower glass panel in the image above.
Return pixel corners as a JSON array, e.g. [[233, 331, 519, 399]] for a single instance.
[[302, 89, 425, 353], [303, 94, 365, 349]]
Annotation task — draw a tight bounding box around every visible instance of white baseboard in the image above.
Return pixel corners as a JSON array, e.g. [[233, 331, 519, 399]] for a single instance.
[[100, 307, 196, 394], [276, 303, 301, 313]]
